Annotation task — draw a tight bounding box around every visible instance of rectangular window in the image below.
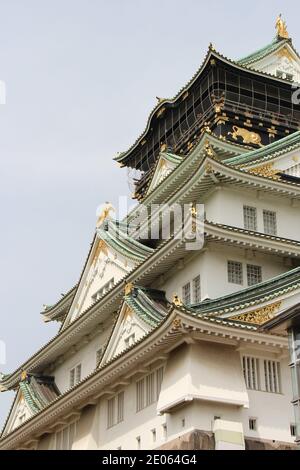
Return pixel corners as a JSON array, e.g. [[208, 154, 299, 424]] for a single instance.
[[264, 360, 281, 393], [192, 275, 201, 303], [263, 210, 277, 236], [228, 261, 243, 285], [182, 282, 191, 304], [146, 373, 155, 406], [69, 364, 81, 388], [107, 392, 124, 428], [291, 423, 296, 437], [286, 73, 294, 81], [249, 418, 257, 431], [243, 206, 257, 231], [162, 423, 167, 440], [276, 70, 284, 78], [136, 367, 164, 412], [136, 378, 145, 412], [55, 422, 76, 450], [247, 264, 262, 286], [242, 356, 260, 390]]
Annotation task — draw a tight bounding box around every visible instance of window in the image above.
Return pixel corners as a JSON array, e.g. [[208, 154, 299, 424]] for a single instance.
[[92, 278, 114, 302], [162, 423, 167, 440], [96, 348, 102, 366], [107, 391, 124, 428], [286, 73, 294, 81], [263, 210, 277, 236], [151, 429, 156, 443], [228, 261, 243, 285], [291, 423, 296, 437], [136, 436, 141, 450], [182, 282, 191, 304], [249, 418, 257, 431], [276, 70, 284, 78], [264, 360, 281, 393], [55, 422, 76, 450], [243, 206, 257, 231], [242, 356, 260, 390], [69, 364, 81, 388], [125, 333, 135, 348], [182, 418, 185, 428], [136, 367, 164, 412], [247, 264, 262, 286], [192, 275, 201, 303]]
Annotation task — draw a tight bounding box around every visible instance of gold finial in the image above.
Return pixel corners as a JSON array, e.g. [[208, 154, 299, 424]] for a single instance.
[[96, 202, 115, 228], [124, 282, 134, 296], [209, 42, 216, 52], [156, 96, 165, 104], [275, 14, 289, 39], [173, 294, 183, 307], [21, 371, 28, 381], [160, 142, 167, 153]]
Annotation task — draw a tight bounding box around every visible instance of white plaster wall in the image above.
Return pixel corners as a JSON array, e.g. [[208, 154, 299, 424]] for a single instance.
[[51, 324, 112, 394], [38, 343, 295, 449], [205, 186, 300, 240], [160, 242, 288, 302]]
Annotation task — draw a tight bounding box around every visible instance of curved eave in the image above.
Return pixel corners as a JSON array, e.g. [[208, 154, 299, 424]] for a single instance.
[[237, 37, 290, 66], [0, 307, 287, 446], [115, 46, 297, 167], [41, 285, 77, 322]]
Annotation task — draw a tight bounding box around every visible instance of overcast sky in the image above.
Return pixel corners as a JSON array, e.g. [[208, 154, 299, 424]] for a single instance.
[[0, 0, 299, 428]]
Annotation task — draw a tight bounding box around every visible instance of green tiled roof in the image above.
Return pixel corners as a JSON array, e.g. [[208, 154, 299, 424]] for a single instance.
[[125, 286, 169, 328], [188, 266, 300, 316], [20, 375, 60, 414], [238, 37, 289, 66], [224, 131, 300, 167], [97, 219, 154, 262]]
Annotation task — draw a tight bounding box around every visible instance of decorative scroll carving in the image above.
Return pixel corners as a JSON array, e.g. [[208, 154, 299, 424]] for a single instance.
[[172, 318, 182, 329], [231, 301, 282, 325], [173, 295, 183, 307], [247, 163, 280, 180], [124, 282, 134, 296], [228, 126, 263, 147]]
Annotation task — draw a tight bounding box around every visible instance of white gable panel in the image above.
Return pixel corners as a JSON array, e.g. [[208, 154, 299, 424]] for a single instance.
[[3, 390, 33, 435], [250, 45, 300, 82], [67, 239, 133, 325], [101, 303, 150, 365], [147, 156, 178, 195]]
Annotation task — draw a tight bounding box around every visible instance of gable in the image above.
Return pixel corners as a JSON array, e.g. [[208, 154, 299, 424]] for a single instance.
[[147, 152, 182, 195], [67, 238, 133, 325], [2, 389, 33, 435], [247, 43, 300, 82], [100, 302, 150, 364]]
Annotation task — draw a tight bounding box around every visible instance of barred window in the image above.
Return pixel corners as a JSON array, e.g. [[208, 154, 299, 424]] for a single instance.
[[192, 275, 201, 303], [227, 261, 243, 285], [264, 360, 281, 393], [243, 206, 257, 231], [182, 282, 191, 304], [136, 367, 164, 412], [55, 422, 76, 450], [107, 392, 124, 428], [242, 356, 260, 390], [263, 210, 277, 236], [247, 264, 262, 286], [70, 364, 81, 388], [249, 418, 257, 431]]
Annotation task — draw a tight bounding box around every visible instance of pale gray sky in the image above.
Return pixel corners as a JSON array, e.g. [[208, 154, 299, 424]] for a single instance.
[[0, 0, 299, 427]]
